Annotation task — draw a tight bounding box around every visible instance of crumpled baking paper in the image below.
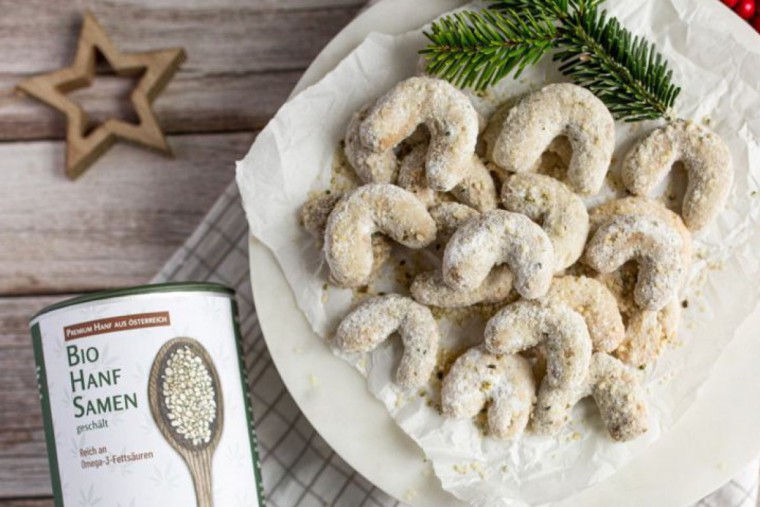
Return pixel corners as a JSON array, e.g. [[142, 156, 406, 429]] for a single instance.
[[236, 1, 760, 504]]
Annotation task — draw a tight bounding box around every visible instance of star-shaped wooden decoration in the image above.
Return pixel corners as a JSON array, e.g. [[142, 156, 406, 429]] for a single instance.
[[18, 10, 186, 179]]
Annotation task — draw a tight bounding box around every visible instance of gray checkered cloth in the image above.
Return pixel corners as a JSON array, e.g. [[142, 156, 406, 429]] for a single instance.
[[153, 183, 759, 507]]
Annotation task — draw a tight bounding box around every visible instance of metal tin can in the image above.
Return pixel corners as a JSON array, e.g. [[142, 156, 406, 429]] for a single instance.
[[29, 282, 264, 507]]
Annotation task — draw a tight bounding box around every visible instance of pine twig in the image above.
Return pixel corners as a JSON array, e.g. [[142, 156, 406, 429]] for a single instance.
[[421, 10, 557, 91], [553, 6, 681, 121], [421, 0, 681, 122]]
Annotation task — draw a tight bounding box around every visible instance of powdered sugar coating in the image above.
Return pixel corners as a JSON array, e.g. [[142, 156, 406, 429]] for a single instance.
[[443, 210, 554, 299], [485, 301, 592, 391], [441, 346, 535, 439], [589, 196, 692, 263], [584, 215, 685, 311], [530, 380, 583, 436], [618, 300, 682, 368], [411, 266, 513, 308], [595, 262, 683, 367], [397, 143, 498, 212], [542, 276, 625, 353], [301, 192, 393, 273], [485, 300, 593, 437], [344, 104, 398, 183], [588, 353, 648, 441], [622, 120, 733, 230], [501, 173, 590, 271], [301, 192, 343, 238], [485, 83, 615, 195], [535, 353, 648, 441], [335, 294, 440, 389], [324, 184, 436, 287], [397, 143, 437, 207], [429, 202, 479, 242], [361, 77, 480, 192]]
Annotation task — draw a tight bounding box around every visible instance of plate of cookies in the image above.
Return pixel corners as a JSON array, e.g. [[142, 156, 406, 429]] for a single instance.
[[238, 0, 760, 505]]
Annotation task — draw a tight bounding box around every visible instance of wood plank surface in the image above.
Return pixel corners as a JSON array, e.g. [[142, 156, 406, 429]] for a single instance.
[[0, 500, 52, 507], [0, 132, 254, 294], [0, 297, 62, 498], [0, 0, 364, 141], [0, 71, 300, 140]]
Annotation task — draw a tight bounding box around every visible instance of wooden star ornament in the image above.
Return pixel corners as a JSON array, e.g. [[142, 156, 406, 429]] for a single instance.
[[18, 11, 186, 179]]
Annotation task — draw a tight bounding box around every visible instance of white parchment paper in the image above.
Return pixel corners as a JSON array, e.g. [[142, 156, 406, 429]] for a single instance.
[[237, 1, 760, 504]]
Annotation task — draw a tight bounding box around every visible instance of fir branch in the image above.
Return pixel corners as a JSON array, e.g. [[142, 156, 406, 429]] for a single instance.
[[553, 6, 681, 121], [421, 10, 558, 91], [421, 0, 681, 122]]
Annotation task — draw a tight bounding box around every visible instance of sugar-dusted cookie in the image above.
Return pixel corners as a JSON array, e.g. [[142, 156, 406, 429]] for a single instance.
[[324, 184, 436, 287], [485, 301, 594, 436], [484, 83, 615, 195], [534, 353, 649, 442], [584, 214, 685, 311], [442, 346, 535, 439], [398, 143, 498, 212], [622, 120, 732, 230], [361, 77, 480, 192], [542, 276, 625, 353], [501, 173, 589, 271], [443, 210, 554, 299], [411, 266, 513, 308], [335, 295, 439, 388], [485, 301, 592, 390]]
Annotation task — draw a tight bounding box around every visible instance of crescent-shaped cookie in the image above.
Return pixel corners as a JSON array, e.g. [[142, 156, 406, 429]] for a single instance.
[[441, 346, 535, 439], [484, 301, 592, 390], [485, 83, 615, 195], [622, 120, 732, 230], [335, 295, 439, 388], [443, 210, 554, 299], [324, 184, 436, 287], [533, 353, 648, 441], [584, 214, 685, 311], [361, 77, 480, 192]]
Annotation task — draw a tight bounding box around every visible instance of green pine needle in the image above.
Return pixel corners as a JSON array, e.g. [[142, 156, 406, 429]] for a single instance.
[[554, 6, 681, 121], [421, 0, 681, 122], [421, 10, 557, 91], [491, 0, 605, 19]]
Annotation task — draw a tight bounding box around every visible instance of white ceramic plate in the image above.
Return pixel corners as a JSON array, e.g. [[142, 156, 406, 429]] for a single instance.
[[249, 1, 760, 505]]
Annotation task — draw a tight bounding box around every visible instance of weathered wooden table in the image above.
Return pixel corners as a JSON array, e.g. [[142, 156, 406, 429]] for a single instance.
[[0, 0, 362, 504]]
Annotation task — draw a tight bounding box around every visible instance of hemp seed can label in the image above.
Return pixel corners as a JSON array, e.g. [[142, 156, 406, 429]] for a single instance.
[[29, 283, 265, 507]]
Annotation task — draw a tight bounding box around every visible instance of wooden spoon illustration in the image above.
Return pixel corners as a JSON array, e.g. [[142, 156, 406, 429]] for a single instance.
[[149, 337, 224, 507]]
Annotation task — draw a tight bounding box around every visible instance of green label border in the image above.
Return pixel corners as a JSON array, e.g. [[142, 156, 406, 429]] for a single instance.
[[31, 322, 64, 507], [230, 297, 267, 506]]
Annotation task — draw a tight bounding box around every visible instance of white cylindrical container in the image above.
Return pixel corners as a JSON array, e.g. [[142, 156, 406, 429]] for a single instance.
[[29, 282, 264, 507]]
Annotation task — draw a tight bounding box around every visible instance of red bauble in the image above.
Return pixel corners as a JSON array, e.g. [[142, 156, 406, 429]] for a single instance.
[[734, 0, 756, 19], [752, 14, 760, 31], [722, 0, 739, 7]]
